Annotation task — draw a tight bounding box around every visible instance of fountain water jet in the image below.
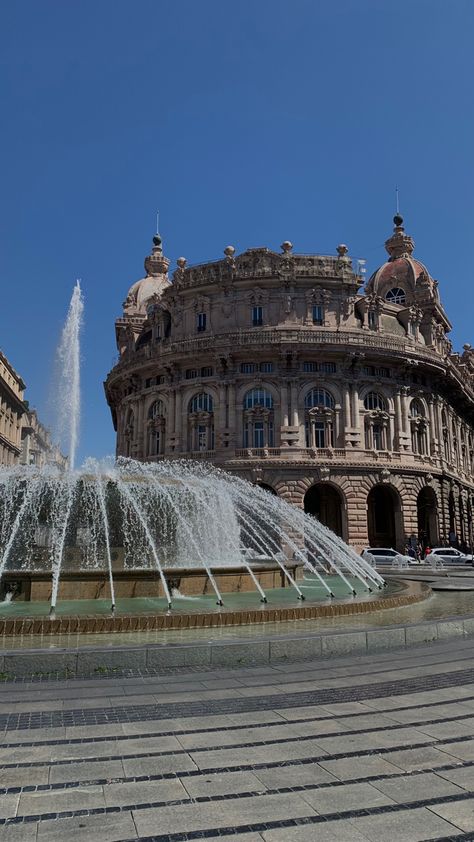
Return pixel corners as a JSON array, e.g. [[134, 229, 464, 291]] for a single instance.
[[52, 281, 83, 472], [0, 283, 386, 622]]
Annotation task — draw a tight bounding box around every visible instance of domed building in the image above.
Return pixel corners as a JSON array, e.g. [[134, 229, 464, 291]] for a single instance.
[[104, 216, 474, 552]]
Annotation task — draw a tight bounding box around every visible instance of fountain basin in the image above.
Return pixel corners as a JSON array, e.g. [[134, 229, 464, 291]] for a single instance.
[[0, 577, 428, 636]]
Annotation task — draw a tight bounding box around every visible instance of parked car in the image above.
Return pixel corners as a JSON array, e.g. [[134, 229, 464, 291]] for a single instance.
[[425, 547, 473, 565], [361, 548, 419, 567]]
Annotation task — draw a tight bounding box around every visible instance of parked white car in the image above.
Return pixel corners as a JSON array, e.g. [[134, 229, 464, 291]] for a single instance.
[[361, 548, 419, 567], [425, 547, 473, 565]]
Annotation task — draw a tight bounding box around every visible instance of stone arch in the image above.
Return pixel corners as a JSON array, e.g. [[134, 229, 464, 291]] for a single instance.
[[367, 483, 404, 550], [417, 486, 438, 548], [144, 392, 169, 420], [236, 380, 280, 407], [301, 385, 337, 408], [359, 385, 394, 412], [304, 482, 346, 539], [256, 482, 277, 495]]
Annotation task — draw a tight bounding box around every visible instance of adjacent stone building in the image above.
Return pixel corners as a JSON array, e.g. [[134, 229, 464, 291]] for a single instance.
[[20, 408, 68, 470], [104, 215, 474, 552], [0, 351, 26, 466]]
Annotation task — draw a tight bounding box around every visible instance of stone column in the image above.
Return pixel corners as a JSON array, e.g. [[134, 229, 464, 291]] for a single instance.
[[290, 382, 299, 427], [174, 390, 182, 451], [427, 398, 437, 455], [394, 390, 403, 449], [228, 383, 236, 448], [280, 383, 289, 426]]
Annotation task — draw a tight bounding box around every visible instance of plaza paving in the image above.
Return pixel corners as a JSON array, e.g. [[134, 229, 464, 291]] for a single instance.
[[0, 639, 474, 840]]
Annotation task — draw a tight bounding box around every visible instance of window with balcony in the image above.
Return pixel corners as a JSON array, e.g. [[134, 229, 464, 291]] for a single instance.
[[243, 388, 274, 448], [312, 305, 324, 326], [304, 388, 335, 448], [147, 399, 167, 457], [188, 393, 214, 451]]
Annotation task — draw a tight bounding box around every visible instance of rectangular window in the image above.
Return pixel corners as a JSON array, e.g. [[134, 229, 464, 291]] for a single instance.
[[303, 361, 318, 372], [156, 375, 165, 385], [368, 311, 377, 330], [373, 424, 383, 450], [314, 422, 325, 448], [259, 361, 273, 373], [363, 365, 390, 378], [319, 362, 337, 374], [197, 313, 207, 332], [240, 362, 256, 374], [252, 306, 263, 326], [185, 369, 199, 380], [200, 367, 213, 377], [198, 425, 207, 451], [145, 378, 152, 389], [254, 421, 264, 448], [312, 305, 324, 326]]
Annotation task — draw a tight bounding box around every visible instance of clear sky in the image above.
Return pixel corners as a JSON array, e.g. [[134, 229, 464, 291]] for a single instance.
[[1, 0, 473, 466]]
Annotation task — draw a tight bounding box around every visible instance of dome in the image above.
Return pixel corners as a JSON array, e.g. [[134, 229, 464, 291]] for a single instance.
[[365, 215, 437, 302], [123, 233, 171, 316]]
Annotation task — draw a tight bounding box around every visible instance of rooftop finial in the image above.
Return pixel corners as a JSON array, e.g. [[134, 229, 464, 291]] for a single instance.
[[393, 188, 403, 228], [152, 210, 163, 252]]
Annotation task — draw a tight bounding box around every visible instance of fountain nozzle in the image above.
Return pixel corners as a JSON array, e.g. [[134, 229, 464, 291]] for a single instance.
[[49, 606, 56, 619], [111, 603, 116, 614]]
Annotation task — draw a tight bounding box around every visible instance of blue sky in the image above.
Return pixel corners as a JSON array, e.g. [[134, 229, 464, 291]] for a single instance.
[[0, 0, 473, 465]]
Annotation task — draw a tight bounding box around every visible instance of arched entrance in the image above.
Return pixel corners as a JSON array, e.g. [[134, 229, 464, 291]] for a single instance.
[[304, 484, 344, 538], [367, 485, 402, 549], [417, 487, 438, 548]]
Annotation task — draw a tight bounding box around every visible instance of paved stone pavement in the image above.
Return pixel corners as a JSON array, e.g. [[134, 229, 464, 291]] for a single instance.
[[1, 638, 474, 840]]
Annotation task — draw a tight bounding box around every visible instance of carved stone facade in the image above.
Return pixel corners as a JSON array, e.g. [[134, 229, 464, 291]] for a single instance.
[[105, 216, 474, 552], [0, 351, 26, 466]]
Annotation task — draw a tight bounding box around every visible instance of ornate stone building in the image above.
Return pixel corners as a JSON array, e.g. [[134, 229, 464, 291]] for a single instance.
[[0, 350, 26, 466], [104, 215, 474, 552], [20, 408, 67, 470]]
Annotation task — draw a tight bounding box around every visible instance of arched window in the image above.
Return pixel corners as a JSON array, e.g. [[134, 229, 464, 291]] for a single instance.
[[147, 400, 166, 457], [244, 389, 273, 410], [364, 392, 386, 411], [188, 393, 214, 452], [304, 389, 334, 409], [410, 399, 425, 418], [304, 388, 335, 448], [190, 393, 213, 413], [409, 400, 428, 455], [243, 389, 274, 449], [386, 287, 406, 305], [363, 393, 389, 451]]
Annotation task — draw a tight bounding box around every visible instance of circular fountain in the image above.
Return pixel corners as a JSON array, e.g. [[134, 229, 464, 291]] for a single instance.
[[0, 283, 430, 639]]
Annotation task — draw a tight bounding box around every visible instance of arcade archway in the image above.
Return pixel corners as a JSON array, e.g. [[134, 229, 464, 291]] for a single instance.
[[417, 487, 438, 547], [367, 484, 403, 549], [304, 483, 344, 538]]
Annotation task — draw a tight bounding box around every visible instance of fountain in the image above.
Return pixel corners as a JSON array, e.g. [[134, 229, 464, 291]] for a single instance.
[[0, 284, 430, 638]]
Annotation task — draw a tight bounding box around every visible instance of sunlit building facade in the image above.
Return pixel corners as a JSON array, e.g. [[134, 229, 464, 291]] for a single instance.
[[105, 216, 474, 552]]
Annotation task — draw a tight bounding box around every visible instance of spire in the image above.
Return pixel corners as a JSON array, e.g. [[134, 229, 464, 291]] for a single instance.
[[384, 213, 415, 261]]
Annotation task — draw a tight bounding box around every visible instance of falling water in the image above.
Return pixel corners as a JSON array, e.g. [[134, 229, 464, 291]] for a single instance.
[[53, 281, 84, 471], [0, 458, 385, 613]]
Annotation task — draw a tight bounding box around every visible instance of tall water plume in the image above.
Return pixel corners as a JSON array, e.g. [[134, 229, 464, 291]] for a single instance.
[[52, 281, 84, 471]]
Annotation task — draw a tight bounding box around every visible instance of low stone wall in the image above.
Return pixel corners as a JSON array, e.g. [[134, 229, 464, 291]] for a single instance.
[[1, 614, 474, 677]]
